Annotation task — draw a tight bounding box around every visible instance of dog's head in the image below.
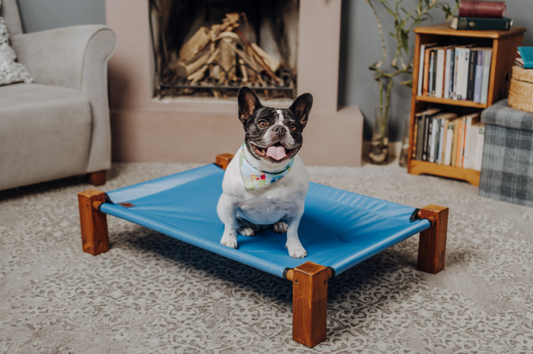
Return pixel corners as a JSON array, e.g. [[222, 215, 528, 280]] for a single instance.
[[238, 87, 313, 164]]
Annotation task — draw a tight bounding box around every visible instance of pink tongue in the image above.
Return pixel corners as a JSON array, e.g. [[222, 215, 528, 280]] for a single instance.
[[266, 146, 287, 160]]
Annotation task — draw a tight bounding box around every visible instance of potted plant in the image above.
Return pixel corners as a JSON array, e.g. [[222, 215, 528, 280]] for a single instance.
[[365, 0, 459, 164]]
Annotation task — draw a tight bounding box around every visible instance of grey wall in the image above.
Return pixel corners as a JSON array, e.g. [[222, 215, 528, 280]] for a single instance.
[[16, 0, 105, 33], [15, 0, 533, 141], [338, 0, 533, 141]]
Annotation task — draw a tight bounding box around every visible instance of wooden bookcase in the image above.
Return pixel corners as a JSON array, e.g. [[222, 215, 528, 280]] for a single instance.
[[408, 23, 526, 186]]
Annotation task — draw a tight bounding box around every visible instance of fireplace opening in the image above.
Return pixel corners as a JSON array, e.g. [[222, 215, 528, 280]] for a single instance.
[[149, 0, 299, 101]]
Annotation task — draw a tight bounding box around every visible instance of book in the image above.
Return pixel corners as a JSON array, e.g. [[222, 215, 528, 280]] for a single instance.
[[417, 43, 437, 96], [450, 121, 458, 166], [430, 50, 437, 96], [429, 117, 439, 163], [455, 48, 464, 100], [480, 49, 492, 104], [462, 48, 471, 101], [474, 123, 485, 171], [517, 47, 533, 69], [444, 47, 455, 99], [435, 48, 445, 98], [458, 1, 506, 18], [473, 50, 484, 103], [467, 49, 478, 101], [450, 17, 513, 31], [444, 120, 455, 166], [416, 114, 425, 160], [438, 113, 458, 164], [453, 48, 460, 99], [423, 47, 433, 96], [455, 119, 465, 167], [462, 113, 480, 168]]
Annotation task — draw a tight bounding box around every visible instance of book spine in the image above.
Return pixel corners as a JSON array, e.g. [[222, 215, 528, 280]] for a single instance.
[[474, 50, 483, 103], [454, 17, 512, 31], [456, 48, 464, 100], [444, 123, 454, 166], [475, 125, 485, 171], [436, 49, 445, 98], [416, 116, 424, 161], [451, 123, 458, 167], [462, 117, 469, 168], [469, 125, 479, 170], [456, 119, 464, 168], [417, 44, 426, 96], [453, 49, 460, 100], [429, 118, 438, 163], [458, 1, 506, 18], [423, 48, 432, 96], [480, 50, 492, 104], [444, 49, 452, 99], [423, 116, 431, 161], [437, 119, 445, 164], [462, 49, 470, 101], [430, 50, 437, 96], [467, 50, 477, 101]]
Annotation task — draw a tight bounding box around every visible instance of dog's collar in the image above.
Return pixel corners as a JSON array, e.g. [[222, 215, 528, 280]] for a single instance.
[[239, 143, 294, 191]]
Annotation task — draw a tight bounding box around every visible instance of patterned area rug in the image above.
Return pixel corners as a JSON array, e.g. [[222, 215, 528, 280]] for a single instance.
[[1, 163, 532, 353]]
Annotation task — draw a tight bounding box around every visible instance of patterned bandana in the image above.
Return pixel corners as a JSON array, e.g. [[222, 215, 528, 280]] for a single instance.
[[239, 143, 294, 191]]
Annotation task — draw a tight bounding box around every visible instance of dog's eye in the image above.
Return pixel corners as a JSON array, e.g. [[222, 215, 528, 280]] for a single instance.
[[290, 124, 297, 131], [258, 121, 267, 128]]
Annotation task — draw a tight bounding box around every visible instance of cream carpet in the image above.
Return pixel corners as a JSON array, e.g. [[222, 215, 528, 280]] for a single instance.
[[1, 162, 532, 353]]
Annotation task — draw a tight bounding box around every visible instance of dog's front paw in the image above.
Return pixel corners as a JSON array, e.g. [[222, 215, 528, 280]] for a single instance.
[[220, 234, 238, 249], [272, 221, 288, 234], [286, 239, 307, 258]]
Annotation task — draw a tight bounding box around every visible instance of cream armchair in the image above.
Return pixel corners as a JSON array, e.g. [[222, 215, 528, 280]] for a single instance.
[[0, 0, 116, 190]]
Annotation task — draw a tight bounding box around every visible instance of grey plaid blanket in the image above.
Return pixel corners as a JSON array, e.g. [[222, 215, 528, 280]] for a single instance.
[[479, 99, 533, 207]]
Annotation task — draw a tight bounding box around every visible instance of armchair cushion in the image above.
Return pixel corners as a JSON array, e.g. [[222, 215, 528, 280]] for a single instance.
[[0, 83, 92, 190], [0, 1, 32, 85]]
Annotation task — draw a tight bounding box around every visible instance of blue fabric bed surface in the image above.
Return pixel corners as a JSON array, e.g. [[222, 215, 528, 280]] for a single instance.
[[100, 164, 431, 278]]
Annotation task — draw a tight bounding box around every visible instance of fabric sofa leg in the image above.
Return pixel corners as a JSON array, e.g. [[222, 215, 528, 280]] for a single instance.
[[417, 205, 449, 274], [292, 262, 329, 347], [86, 170, 106, 186], [78, 189, 109, 256]]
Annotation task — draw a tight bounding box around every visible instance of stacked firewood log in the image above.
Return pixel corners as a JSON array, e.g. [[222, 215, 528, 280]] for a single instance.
[[169, 13, 285, 95]]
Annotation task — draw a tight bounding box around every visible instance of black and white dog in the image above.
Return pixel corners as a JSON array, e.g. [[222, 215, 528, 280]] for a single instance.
[[217, 87, 313, 258]]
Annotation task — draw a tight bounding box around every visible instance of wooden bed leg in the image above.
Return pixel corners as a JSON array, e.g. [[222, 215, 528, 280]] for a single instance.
[[86, 170, 106, 186], [78, 189, 109, 256], [215, 153, 234, 170], [417, 205, 449, 274], [292, 262, 329, 347]]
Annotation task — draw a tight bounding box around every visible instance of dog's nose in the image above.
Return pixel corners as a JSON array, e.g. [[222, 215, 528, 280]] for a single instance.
[[272, 125, 286, 135]]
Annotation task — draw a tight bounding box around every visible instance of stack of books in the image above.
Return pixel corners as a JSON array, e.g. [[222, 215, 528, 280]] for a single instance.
[[417, 43, 492, 104], [411, 108, 485, 171], [450, 1, 512, 31], [516, 47, 533, 69]]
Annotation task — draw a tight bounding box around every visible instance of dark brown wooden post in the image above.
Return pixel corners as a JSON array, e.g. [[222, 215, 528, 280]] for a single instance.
[[86, 170, 106, 186], [292, 262, 330, 347], [215, 153, 234, 170], [78, 189, 109, 256], [417, 204, 448, 274]]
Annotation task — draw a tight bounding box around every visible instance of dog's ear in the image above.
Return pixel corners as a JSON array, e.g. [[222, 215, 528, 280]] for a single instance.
[[289, 93, 313, 129], [238, 87, 262, 124]]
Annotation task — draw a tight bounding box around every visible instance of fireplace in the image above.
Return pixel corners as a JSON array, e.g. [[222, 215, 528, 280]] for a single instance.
[[149, 0, 299, 100], [105, 0, 364, 166]]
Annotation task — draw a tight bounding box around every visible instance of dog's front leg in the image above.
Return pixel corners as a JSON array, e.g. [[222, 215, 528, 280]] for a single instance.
[[285, 202, 307, 258], [217, 193, 239, 249]]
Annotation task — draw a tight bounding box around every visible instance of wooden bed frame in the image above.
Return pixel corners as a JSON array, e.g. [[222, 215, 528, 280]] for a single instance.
[[77, 154, 448, 347]]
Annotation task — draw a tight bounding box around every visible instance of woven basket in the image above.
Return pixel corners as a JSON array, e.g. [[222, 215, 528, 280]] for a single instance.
[[508, 65, 533, 113]]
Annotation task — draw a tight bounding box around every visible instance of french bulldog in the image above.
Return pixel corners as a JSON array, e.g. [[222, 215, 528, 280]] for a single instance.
[[217, 87, 313, 258]]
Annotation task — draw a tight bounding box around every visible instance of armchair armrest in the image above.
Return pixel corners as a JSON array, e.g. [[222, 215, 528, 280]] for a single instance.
[[11, 25, 117, 173]]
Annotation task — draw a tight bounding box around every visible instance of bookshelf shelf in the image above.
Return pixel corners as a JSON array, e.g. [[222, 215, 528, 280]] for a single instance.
[[416, 96, 487, 109], [407, 23, 526, 186]]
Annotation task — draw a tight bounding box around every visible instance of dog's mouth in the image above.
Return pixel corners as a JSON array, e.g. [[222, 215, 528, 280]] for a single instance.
[[251, 142, 298, 162]]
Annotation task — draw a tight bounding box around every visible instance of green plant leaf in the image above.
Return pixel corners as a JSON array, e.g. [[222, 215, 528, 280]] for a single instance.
[[401, 30, 409, 53]]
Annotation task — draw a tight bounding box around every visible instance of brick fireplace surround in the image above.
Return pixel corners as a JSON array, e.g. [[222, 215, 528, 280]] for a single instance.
[[106, 0, 364, 166]]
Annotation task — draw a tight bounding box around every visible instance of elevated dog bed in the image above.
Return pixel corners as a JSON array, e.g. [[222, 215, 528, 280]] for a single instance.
[[78, 155, 449, 347]]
